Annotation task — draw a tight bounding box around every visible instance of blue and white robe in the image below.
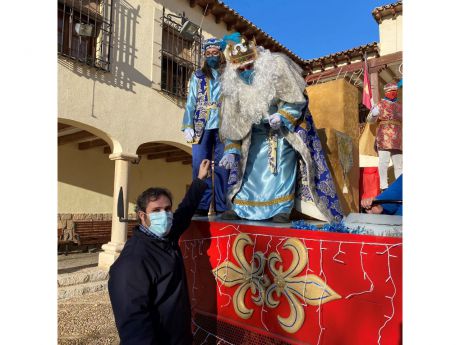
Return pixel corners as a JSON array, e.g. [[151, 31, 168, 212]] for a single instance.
[[182, 68, 229, 212], [225, 95, 343, 223]]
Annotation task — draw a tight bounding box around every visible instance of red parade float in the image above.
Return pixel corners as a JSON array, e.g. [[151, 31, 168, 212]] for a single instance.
[[180, 219, 402, 345]]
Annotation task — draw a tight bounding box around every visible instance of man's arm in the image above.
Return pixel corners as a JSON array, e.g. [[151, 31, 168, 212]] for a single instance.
[[366, 101, 381, 123], [108, 258, 157, 345], [376, 175, 403, 215], [170, 160, 210, 239]]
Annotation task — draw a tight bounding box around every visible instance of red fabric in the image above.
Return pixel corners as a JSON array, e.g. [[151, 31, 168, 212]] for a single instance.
[[360, 167, 380, 200], [362, 59, 373, 109], [375, 99, 403, 151]]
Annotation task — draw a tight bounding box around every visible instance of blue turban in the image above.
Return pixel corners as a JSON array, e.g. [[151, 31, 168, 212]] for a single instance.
[[202, 38, 227, 53]]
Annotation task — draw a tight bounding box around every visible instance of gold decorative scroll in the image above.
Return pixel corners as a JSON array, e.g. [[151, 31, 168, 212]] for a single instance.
[[212, 234, 341, 334], [266, 238, 341, 334], [212, 233, 270, 319]]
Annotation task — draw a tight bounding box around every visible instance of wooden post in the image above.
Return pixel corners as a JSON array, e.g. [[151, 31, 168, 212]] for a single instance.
[[370, 71, 380, 104]]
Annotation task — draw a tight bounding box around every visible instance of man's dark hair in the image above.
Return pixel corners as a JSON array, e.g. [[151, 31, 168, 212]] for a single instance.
[[201, 51, 226, 79], [135, 187, 173, 215]]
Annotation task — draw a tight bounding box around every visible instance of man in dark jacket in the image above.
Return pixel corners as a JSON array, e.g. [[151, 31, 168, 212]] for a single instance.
[[108, 159, 210, 345]]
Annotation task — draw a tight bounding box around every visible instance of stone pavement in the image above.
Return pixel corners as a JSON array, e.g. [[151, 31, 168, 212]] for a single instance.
[[58, 291, 119, 345], [58, 252, 100, 274], [58, 251, 119, 344]]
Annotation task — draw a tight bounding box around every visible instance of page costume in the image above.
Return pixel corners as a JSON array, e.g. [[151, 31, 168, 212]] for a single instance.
[[182, 38, 229, 212], [219, 41, 342, 223], [367, 82, 402, 190]]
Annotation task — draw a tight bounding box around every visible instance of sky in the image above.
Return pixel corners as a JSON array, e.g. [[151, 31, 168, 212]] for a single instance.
[[223, 0, 388, 60]]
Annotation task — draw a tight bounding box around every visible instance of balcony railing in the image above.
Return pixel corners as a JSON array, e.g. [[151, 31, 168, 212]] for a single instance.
[[58, 0, 112, 71]]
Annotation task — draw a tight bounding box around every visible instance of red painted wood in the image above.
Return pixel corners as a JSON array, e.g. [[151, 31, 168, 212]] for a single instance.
[[181, 220, 402, 345]]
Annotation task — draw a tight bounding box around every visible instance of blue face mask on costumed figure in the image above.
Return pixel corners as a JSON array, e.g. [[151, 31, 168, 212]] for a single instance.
[[147, 211, 173, 237], [239, 69, 255, 85], [206, 56, 220, 68]]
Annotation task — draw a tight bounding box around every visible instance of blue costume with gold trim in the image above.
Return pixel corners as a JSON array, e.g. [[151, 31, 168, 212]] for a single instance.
[[182, 68, 228, 212], [220, 48, 343, 222]]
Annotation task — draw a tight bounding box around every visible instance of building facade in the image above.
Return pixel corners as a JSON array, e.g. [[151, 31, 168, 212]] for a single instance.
[[58, 0, 305, 268], [58, 0, 403, 268]]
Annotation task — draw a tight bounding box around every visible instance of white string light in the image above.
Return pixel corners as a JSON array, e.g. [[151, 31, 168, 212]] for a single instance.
[[192, 319, 234, 345], [353, 68, 364, 86], [301, 239, 312, 307], [199, 239, 204, 256], [345, 242, 374, 299], [259, 235, 273, 332], [316, 240, 327, 345], [182, 232, 399, 247], [332, 242, 346, 264], [199, 333, 210, 345], [275, 236, 288, 257], [213, 235, 232, 308], [377, 245, 398, 345], [217, 224, 242, 233], [189, 242, 198, 308], [181, 225, 401, 345], [183, 242, 189, 259], [376, 243, 402, 255], [335, 66, 343, 80]]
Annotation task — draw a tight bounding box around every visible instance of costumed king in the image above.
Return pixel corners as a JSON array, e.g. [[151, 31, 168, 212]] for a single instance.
[[218, 35, 343, 223], [182, 37, 229, 216], [366, 81, 402, 191]]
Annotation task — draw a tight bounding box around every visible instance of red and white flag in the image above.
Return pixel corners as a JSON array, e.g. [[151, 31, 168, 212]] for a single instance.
[[362, 53, 373, 109]]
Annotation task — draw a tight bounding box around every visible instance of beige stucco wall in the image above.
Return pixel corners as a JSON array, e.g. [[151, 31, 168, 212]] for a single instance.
[[58, 142, 191, 213], [58, 143, 115, 213], [58, 0, 229, 218], [307, 79, 360, 214], [128, 152, 192, 213], [58, 0, 230, 155], [378, 14, 402, 56]]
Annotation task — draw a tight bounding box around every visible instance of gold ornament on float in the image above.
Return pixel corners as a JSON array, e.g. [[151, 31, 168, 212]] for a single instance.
[[212, 233, 270, 319], [266, 238, 341, 333], [213, 234, 341, 333]]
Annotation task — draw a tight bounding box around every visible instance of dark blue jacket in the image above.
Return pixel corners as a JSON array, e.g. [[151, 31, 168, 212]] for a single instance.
[[108, 179, 207, 345], [376, 174, 403, 215]]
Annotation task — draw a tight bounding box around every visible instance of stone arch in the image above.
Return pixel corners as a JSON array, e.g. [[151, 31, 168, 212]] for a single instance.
[[58, 118, 121, 153], [126, 140, 193, 212], [133, 140, 192, 165], [58, 118, 124, 247]]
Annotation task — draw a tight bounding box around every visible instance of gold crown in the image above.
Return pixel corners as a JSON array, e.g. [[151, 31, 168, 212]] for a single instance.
[[226, 37, 258, 66]]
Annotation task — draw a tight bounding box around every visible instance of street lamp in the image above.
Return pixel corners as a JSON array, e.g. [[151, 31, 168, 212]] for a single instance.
[[179, 20, 200, 40], [167, 11, 200, 40], [75, 23, 93, 37]]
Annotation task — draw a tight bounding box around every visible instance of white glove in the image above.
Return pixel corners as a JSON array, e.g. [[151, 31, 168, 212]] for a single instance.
[[219, 153, 236, 170], [184, 128, 195, 142], [370, 105, 380, 116], [366, 105, 380, 123], [268, 113, 281, 130]]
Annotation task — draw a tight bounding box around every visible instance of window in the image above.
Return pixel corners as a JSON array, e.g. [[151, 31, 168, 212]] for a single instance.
[[58, 0, 112, 71], [160, 9, 201, 98]]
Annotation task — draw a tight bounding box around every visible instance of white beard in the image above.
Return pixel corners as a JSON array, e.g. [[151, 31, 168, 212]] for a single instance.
[[220, 48, 306, 141]]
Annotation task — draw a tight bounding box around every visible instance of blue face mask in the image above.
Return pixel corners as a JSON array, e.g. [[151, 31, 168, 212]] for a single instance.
[[147, 211, 173, 237], [239, 69, 254, 85], [206, 56, 220, 68]]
